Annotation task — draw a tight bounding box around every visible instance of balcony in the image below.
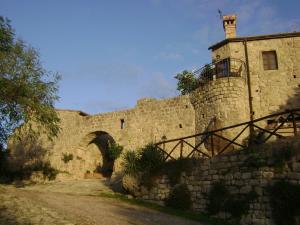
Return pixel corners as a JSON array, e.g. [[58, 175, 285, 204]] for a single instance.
[[193, 58, 246, 84]]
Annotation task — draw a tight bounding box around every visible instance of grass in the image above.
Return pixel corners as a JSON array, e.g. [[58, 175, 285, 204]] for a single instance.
[[97, 192, 239, 225]]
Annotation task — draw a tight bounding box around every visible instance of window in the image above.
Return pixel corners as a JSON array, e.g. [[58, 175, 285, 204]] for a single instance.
[[215, 58, 230, 77], [262, 51, 278, 70], [120, 119, 125, 129]]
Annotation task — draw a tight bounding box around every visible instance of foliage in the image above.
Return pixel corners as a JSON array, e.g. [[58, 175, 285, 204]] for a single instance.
[[5, 161, 58, 181], [162, 158, 197, 186], [268, 180, 300, 225], [175, 70, 199, 95], [207, 182, 257, 221], [165, 184, 192, 210], [138, 143, 165, 187], [122, 143, 165, 188], [224, 191, 258, 220], [0, 16, 60, 146], [107, 142, 123, 160], [122, 150, 139, 176], [242, 152, 268, 169], [0, 145, 9, 177], [61, 153, 73, 163], [207, 182, 230, 215]]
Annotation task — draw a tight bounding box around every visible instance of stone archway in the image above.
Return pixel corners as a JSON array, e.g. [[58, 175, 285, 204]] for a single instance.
[[79, 131, 115, 178]]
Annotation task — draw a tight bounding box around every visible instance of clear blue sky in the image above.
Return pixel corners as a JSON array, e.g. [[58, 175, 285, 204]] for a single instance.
[[1, 0, 300, 114]]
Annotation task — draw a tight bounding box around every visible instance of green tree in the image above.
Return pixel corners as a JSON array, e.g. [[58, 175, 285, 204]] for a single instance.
[[174, 70, 199, 95], [0, 16, 60, 146]]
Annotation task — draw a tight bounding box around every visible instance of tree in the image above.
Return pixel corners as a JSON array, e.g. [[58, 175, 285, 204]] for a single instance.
[[0, 16, 60, 147], [174, 70, 199, 95]]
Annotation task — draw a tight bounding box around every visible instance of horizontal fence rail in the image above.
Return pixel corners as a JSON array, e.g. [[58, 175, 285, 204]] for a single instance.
[[155, 108, 300, 161]]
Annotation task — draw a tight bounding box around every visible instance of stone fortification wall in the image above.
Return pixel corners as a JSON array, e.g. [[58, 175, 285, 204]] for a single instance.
[[10, 95, 195, 179]]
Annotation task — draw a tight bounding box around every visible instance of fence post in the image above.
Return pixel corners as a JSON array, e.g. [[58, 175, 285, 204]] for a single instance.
[[210, 134, 214, 156], [180, 140, 183, 159], [292, 112, 297, 136]]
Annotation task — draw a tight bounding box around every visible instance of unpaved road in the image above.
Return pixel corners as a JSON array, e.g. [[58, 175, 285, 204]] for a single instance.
[[0, 180, 203, 225]]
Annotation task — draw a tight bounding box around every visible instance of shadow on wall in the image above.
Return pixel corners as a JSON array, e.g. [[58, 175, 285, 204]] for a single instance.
[[3, 135, 57, 182]]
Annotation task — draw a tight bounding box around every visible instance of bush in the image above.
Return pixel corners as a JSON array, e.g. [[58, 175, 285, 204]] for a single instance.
[[122, 143, 165, 188], [162, 158, 196, 186], [206, 182, 229, 215], [207, 182, 257, 220], [122, 150, 139, 176], [62, 153, 73, 163], [268, 180, 300, 225], [107, 142, 123, 160], [165, 184, 191, 210]]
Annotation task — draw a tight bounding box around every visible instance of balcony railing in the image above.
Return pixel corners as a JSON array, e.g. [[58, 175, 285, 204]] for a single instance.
[[193, 58, 246, 84]]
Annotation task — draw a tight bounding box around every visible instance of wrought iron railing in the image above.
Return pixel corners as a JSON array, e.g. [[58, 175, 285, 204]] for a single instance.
[[155, 109, 300, 161], [193, 58, 246, 84]]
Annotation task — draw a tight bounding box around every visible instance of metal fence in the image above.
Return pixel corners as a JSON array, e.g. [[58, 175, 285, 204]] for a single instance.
[[193, 58, 246, 84]]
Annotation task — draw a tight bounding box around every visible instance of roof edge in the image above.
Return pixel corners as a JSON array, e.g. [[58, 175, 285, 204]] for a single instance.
[[208, 32, 300, 50]]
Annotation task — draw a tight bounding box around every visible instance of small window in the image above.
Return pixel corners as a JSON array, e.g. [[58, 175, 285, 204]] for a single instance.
[[262, 51, 278, 70], [120, 119, 125, 129]]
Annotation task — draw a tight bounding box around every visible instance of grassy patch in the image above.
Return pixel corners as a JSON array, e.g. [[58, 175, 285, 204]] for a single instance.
[[97, 192, 239, 225]]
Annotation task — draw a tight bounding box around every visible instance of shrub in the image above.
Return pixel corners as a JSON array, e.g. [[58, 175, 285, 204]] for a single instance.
[[165, 184, 191, 210], [207, 182, 257, 220], [122, 143, 165, 188], [268, 180, 300, 225], [122, 150, 139, 176], [206, 182, 229, 215], [62, 153, 73, 163], [107, 142, 123, 160], [162, 158, 196, 186]]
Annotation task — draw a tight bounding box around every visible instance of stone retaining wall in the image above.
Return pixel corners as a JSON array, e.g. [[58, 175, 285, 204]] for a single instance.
[[128, 140, 300, 225]]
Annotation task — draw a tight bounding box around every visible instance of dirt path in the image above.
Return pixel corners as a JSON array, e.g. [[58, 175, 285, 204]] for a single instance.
[[0, 180, 203, 225]]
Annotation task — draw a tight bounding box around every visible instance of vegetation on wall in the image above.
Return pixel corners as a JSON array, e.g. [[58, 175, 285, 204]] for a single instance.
[[206, 182, 257, 222], [62, 153, 74, 163], [268, 180, 300, 225], [122, 143, 165, 187], [107, 142, 123, 161], [122, 143, 200, 188], [165, 184, 192, 210], [175, 70, 199, 95]]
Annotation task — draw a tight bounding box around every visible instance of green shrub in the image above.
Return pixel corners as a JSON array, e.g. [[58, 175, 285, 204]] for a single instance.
[[122, 143, 165, 188], [62, 153, 73, 163], [107, 142, 123, 160], [224, 191, 258, 219], [165, 184, 192, 210], [207, 182, 257, 220], [242, 152, 267, 169], [206, 182, 229, 215], [138, 143, 165, 188], [163, 158, 196, 186], [268, 180, 300, 225], [122, 150, 139, 176]]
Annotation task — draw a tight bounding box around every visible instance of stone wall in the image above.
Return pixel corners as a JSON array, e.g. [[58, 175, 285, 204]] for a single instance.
[[129, 138, 300, 225], [190, 77, 249, 153], [9, 96, 195, 179]]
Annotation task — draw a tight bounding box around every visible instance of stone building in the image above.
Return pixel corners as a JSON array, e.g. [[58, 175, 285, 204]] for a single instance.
[[9, 15, 300, 179]]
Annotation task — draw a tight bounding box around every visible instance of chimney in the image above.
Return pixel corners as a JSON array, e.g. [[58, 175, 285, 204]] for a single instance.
[[223, 14, 237, 39]]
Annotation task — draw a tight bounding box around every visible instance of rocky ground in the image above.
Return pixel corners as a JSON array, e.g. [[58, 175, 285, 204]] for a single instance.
[[0, 179, 202, 225]]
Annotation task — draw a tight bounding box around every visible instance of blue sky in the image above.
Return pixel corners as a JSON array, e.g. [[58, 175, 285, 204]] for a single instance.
[[1, 0, 300, 114]]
